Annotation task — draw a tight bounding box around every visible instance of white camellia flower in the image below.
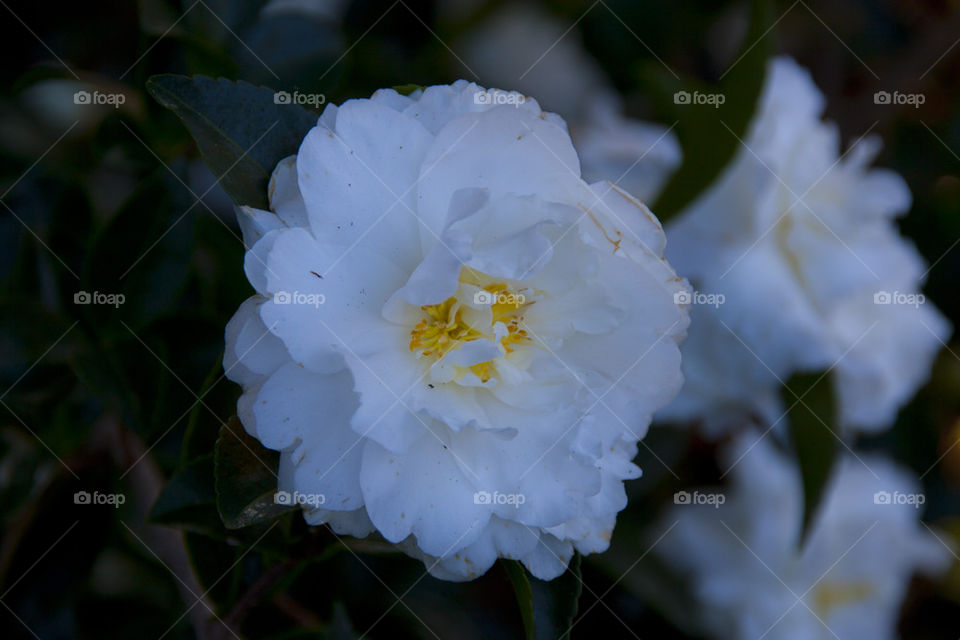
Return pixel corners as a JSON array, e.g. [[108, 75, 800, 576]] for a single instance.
[[652, 432, 953, 640], [224, 80, 690, 581], [659, 56, 949, 434]]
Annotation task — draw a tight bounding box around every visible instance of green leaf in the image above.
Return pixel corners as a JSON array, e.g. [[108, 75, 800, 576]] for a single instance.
[[330, 601, 359, 640], [182, 530, 247, 606], [181, 352, 227, 466], [146, 75, 319, 209], [782, 372, 840, 542], [647, 0, 775, 222], [149, 454, 217, 527], [215, 416, 293, 529], [503, 554, 582, 640], [392, 84, 426, 96], [503, 560, 535, 636]]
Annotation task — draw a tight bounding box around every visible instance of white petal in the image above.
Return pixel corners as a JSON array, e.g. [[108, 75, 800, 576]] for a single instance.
[[304, 507, 376, 538], [520, 533, 574, 580], [417, 104, 580, 251], [267, 155, 310, 229], [297, 99, 434, 272], [370, 87, 416, 112], [445, 195, 576, 281], [252, 363, 365, 510], [448, 410, 601, 529], [236, 205, 284, 249], [390, 188, 488, 307], [224, 296, 289, 387], [426, 516, 540, 580], [255, 227, 405, 373], [344, 327, 428, 453], [360, 434, 490, 557], [584, 181, 667, 257], [832, 294, 950, 430]]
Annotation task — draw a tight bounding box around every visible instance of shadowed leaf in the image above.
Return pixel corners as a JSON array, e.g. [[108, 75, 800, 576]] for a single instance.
[[783, 372, 840, 542], [503, 554, 582, 640], [146, 75, 318, 209], [215, 416, 293, 529]]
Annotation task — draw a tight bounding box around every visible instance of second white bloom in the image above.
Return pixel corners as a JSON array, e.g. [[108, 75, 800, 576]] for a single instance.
[[662, 57, 949, 433]]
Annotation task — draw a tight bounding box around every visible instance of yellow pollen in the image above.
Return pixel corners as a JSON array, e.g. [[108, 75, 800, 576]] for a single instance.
[[812, 581, 873, 616], [409, 278, 533, 382]]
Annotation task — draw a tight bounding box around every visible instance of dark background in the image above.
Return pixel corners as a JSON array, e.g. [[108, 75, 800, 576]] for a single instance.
[[2, 0, 960, 638]]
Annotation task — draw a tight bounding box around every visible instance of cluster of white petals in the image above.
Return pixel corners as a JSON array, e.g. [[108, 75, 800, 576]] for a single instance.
[[654, 433, 952, 640], [660, 57, 949, 434], [225, 80, 689, 580]]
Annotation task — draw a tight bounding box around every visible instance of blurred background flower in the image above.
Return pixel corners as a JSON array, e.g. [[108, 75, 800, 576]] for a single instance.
[[651, 432, 951, 640]]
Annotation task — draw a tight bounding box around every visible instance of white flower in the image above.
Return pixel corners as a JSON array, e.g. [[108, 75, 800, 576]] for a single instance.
[[574, 94, 682, 204], [660, 56, 949, 433], [224, 81, 690, 580], [653, 432, 953, 640], [261, 0, 347, 22], [459, 4, 681, 203]]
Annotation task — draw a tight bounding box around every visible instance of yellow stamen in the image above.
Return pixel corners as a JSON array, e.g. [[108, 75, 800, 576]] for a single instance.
[[409, 274, 533, 382], [812, 582, 873, 616]]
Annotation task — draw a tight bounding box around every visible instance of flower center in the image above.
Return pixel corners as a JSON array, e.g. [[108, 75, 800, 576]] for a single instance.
[[409, 274, 533, 383]]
